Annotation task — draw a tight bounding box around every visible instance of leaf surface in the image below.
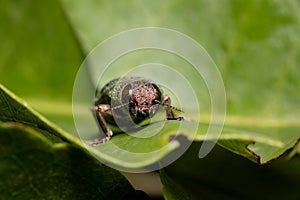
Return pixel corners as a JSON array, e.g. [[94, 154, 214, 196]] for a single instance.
[[0, 121, 137, 200]]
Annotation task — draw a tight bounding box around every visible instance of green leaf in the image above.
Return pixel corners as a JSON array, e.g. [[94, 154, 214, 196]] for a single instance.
[[0, 121, 137, 200], [196, 124, 300, 164], [162, 142, 300, 199], [59, 0, 300, 168], [85, 120, 182, 171], [0, 1, 300, 168], [2, 0, 300, 198], [288, 140, 300, 158], [0, 84, 78, 145], [160, 169, 191, 200], [0, 84, 143, 199]]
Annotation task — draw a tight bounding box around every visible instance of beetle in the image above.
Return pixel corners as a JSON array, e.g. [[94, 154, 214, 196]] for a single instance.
[[87, 76, 183, 146]]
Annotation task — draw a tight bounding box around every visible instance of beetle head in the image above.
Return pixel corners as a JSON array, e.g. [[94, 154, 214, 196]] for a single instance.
[[133, 103, 159, 119], [129, 83, 161, 119]]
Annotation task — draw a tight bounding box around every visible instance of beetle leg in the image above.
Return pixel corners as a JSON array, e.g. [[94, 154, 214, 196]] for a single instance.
[[93, 104, 113, 137], [87, 104, 113, 146], [86, 136, 111, 146], [161, 95, 183, 121], [161, 95, 172, 119]]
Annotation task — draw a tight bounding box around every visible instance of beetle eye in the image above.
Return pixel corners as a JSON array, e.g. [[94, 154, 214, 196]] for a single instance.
[[129, 104, 138, 117], [135, 107, 148, 118], [149, 105, 159, 117]]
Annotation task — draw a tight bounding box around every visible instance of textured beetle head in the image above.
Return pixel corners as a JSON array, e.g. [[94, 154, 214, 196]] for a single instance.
[[129, 83, 161, 119]]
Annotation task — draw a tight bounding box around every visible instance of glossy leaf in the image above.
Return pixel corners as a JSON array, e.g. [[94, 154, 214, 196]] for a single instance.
[[162, 142, 300, 199], [60, 0, 300, 167], [160, 170, 191, 200], [0, 121, 138, 200], [0, 84, 77, 144]]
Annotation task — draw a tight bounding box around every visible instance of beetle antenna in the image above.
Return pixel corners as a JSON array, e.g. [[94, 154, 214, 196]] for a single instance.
[[110, 102, 130, 111], [169, 105, 184, 113], [91, 102, 130, 113]]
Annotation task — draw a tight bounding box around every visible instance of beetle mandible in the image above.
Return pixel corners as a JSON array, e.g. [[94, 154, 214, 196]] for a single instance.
[[87, 76, 183, 145]]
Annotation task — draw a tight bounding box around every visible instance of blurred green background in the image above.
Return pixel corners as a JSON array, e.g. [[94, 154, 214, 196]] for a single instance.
[[1, 0, 300, 134]]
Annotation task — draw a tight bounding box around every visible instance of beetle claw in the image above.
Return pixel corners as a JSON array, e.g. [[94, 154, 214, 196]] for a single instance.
[[166, 116, 184, 121], [86, 135, 111, 146]]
